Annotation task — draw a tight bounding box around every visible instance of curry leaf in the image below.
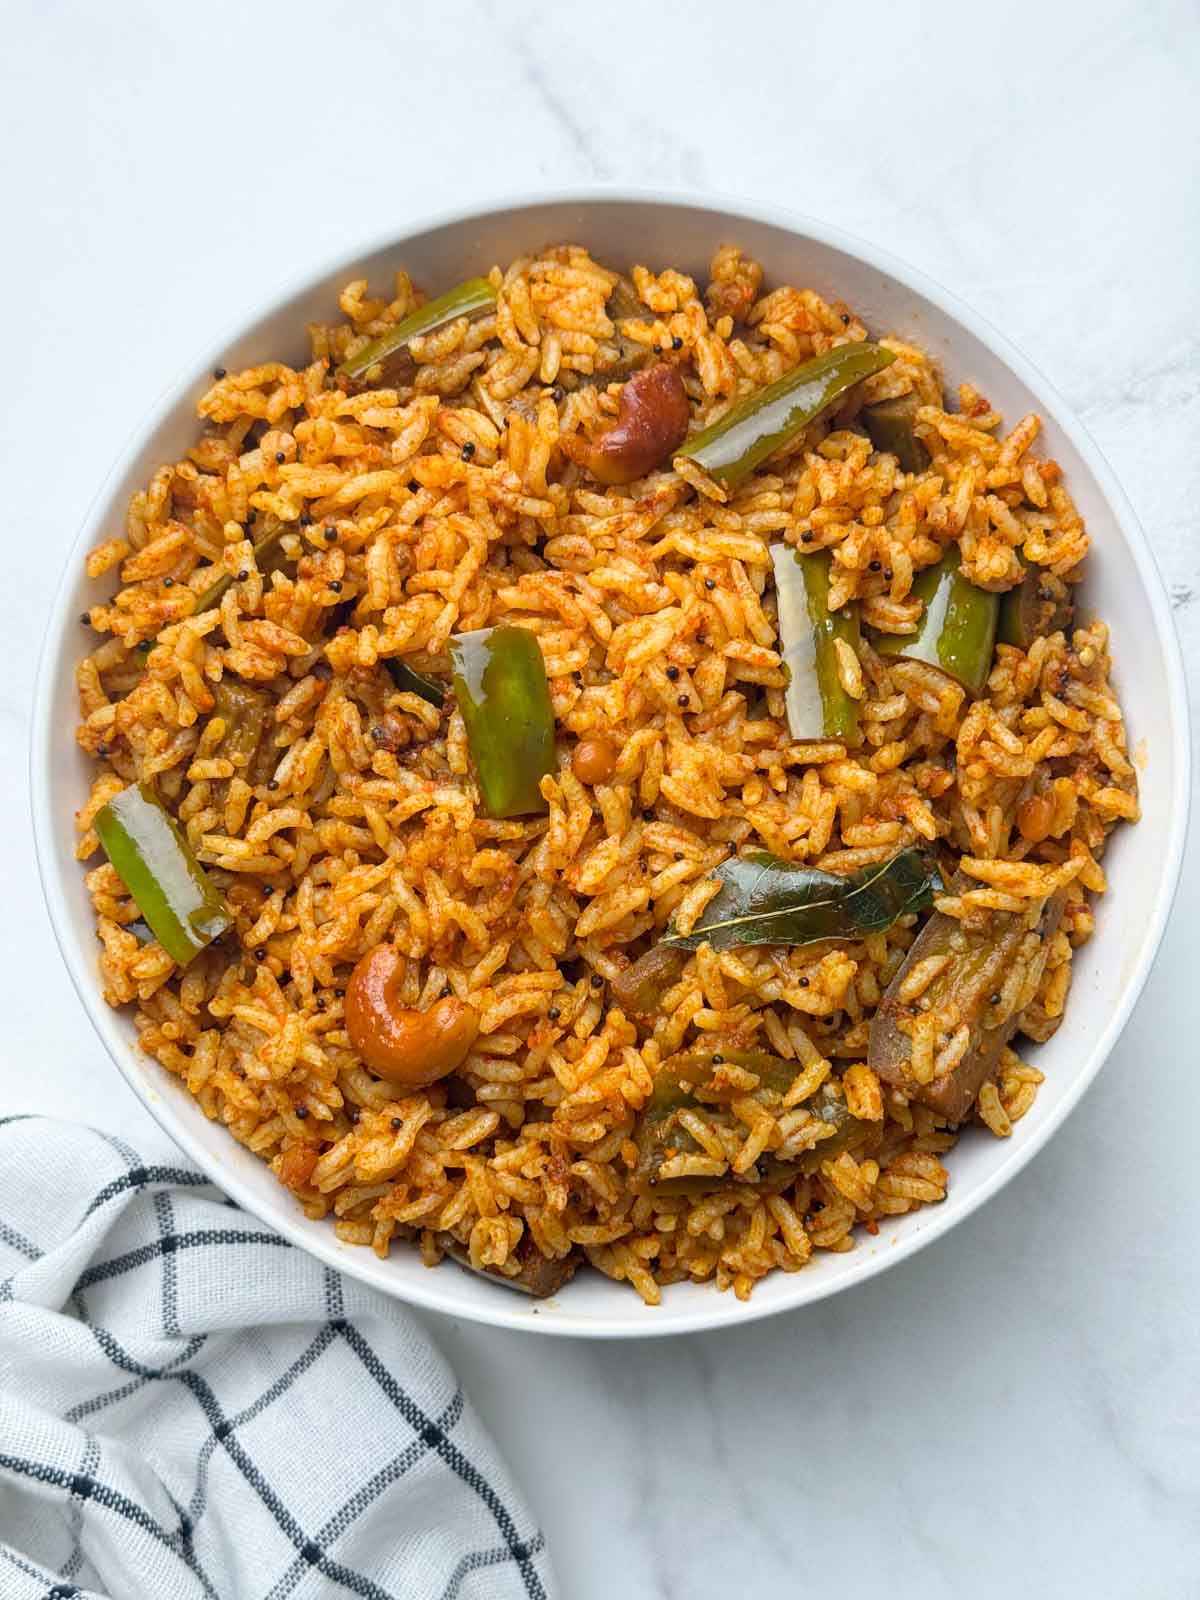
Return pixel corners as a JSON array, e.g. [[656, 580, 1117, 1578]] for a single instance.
[[663, 846, 942, 954], [385, 658, 446, 708]]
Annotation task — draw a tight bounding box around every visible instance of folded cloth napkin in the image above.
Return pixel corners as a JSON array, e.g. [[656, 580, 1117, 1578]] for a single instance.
[[0, 1116, 557, 1600]]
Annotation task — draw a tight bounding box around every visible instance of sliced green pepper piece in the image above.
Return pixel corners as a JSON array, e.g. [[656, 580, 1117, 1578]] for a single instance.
[[94, 783, 232, 967], [873, 549, 999, 696], [385, 658, 446, 708], [448, 625, 556, 818], [674, 343, 895, 500], [771, 545, 860, 742], [861, 394, 930, 473], [996, 568, 1074, 650], [336, 277, 497, 387]]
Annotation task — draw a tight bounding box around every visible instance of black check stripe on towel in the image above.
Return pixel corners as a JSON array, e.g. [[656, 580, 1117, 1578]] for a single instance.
[[0, 1116, 555, 1600]]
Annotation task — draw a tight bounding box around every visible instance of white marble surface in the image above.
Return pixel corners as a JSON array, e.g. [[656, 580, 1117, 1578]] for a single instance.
[[4, 1, 1199, 1593]]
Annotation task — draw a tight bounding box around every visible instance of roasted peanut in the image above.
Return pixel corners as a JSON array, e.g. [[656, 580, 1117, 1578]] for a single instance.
[[705, 278, 757, 324], [277, 1142, 319, 1192], [1017, 791, 1054, 844], [571, 736, 617, 786], [345, 945, 479, 1086], [580, 364, 690, 485]]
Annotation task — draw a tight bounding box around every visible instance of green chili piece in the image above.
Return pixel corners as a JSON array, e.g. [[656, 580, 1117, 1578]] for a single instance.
[[996, 568, 1074, 650], [631, 1049, 879, 1194], [771, 545, 860, 742], [336, 277, 497, 386], [861, 393, 930, 473], [631, 1049, 790, 1195], [674, 343, 895, 500], [873, 549, 999, 696], [94, 783, 232, 967], [385, 658, 446, 708], [448, 625, 556, 818], [189, 519, 285, 620]]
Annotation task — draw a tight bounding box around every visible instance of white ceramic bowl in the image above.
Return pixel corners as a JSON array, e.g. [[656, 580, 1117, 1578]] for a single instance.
[[32, 190, 1190, 1338]]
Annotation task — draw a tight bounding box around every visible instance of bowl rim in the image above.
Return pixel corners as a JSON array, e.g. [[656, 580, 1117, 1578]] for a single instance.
[[31, 184, 1192, 1339]]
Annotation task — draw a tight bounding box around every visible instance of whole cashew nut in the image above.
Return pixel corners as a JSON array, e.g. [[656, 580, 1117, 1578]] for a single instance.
[[345, 945, 479, 1087], [579, 364, 690, 485]]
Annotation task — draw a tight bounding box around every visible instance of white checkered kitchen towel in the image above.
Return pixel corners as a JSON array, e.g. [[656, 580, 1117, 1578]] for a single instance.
[[0, 1116, 558, 1600]]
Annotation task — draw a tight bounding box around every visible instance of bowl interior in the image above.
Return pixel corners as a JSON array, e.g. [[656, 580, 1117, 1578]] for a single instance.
[[33, 194, 1189, 1336]]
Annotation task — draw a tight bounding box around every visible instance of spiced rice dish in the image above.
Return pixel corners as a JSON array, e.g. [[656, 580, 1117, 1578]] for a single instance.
[[72, 243, 1139, 1303]]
